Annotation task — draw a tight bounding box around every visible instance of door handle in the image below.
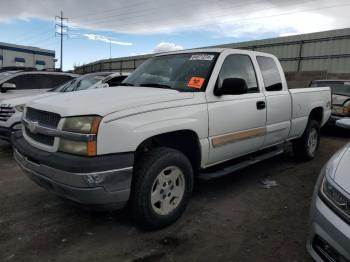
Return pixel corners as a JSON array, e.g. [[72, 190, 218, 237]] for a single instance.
[[256, 101, 266, 110]]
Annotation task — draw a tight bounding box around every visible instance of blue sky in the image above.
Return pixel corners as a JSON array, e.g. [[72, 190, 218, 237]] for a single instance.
[[0, 0, 349, 70]]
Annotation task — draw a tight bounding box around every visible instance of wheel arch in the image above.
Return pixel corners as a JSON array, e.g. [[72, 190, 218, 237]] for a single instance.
[[309, 107, 323, 125], [134, 129, 202, 174]]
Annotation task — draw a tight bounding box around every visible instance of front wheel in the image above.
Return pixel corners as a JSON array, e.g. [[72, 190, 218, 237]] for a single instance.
[[292, 120, 320, 160], [130, 147, 194, 229]]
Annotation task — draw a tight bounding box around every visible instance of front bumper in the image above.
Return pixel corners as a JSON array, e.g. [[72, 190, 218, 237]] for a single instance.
[[12, 132, 134, 209], [307, 196, 350, 261]]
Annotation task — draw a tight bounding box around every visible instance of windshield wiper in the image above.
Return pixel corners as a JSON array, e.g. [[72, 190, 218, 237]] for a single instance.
[[140, 83, 172, 89], [119, 82, 135, 86]]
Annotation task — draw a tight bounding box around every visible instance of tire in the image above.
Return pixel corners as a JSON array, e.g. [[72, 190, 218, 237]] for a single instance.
[[292, 120, 320, 161], [130, 147, 194, 229]]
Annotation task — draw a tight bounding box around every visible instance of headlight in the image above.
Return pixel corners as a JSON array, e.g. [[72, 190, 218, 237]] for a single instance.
[[63, 116, 101, 134], [15, 104, 25, 112], [59, 116, 101, 156], [320, 176, 350, 220]]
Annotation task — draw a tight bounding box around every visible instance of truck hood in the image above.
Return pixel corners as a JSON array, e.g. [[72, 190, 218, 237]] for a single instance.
[[0, 92, 58, 107], [331, 143, 350, 193], [332, 94, 350, 106], [28, 86, 194, 117]]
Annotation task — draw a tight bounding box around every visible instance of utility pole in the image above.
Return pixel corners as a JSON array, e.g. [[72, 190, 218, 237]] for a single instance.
[[109, 38, 112, 71], [55, 11, 68, 71], [109, 38, 112, 59]]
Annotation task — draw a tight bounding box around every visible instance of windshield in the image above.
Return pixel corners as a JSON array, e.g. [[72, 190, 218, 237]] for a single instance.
[[310, 81, 350, 96], [122, 53, 218, 92], [51, 74, 107, 93], [74, 75, 105, 91]]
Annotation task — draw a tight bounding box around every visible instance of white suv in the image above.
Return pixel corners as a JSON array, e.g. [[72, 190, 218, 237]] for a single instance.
[[0, 72, 128, 141], [0, 71, 77, 101]]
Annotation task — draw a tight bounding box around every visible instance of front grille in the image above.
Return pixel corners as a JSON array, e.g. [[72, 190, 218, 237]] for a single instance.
[[0, 106, 15, 122], [25, 127, 55, 146], [26, 107, 61, 128]]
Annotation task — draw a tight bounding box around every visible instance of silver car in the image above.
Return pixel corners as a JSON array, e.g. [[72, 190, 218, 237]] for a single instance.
[[307, 118, 350, 261]]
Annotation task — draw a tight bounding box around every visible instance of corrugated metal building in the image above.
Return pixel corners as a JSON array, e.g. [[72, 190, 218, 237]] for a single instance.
[[74, 28, 350, 76], [0, 42, 55, 70]]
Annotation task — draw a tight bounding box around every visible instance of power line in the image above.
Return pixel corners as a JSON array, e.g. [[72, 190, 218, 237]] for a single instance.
[[71, 0, 350, 33], [55, 11, 68, 71], [72, 0, 221, 22], [30, 34, 56, 46], [71, 0, 268, 25], [71, 0, 327, 26], [70, 0, 317, 29], [14, 26, 54, 45], [71, 0, 175, 19]]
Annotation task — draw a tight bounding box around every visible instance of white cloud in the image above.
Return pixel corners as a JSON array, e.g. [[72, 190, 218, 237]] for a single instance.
[[0, 0, 349, 38], [83, 33, 132, 45], [153, 42, 183, 53], [205, 10, 334, 38]]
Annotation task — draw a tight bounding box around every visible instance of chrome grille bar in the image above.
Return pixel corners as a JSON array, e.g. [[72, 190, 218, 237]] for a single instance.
[[0, 106, 15, 122]]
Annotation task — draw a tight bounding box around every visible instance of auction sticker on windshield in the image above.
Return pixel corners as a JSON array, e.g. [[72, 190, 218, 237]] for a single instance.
[[188, 77, 205, 89], [190, 54, 214, 61]]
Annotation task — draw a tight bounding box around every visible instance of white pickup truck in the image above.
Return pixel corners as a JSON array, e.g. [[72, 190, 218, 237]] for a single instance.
[[13, 48, 331, 229]]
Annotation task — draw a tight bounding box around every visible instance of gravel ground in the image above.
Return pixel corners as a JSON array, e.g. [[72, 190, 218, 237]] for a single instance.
[[0, 128, 349, 262]]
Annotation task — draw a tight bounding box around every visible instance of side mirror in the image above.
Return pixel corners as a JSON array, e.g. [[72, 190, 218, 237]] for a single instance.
[[1, 83, 16, 93], [215, 78, 248, 96], [336, 118, 350, 129]]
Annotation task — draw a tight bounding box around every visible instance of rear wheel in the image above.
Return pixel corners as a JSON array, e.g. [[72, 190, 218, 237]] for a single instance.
[[130, 147, 193, 229], [292, 120, 320, 160]]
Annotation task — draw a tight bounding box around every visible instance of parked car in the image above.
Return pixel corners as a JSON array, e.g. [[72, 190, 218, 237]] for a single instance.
[[0, 72, 128, 141], [13, 49, 331, 229], [309, 80, 350, 125], [0, 71, 77, 102], [307, 118, 350, 261]]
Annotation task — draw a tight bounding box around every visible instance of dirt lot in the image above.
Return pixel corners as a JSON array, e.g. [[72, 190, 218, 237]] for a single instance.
[[0, 129, 349, 262]]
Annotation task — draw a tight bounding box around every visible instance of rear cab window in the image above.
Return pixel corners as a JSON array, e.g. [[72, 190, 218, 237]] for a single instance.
[[257, 56, 283, 92]]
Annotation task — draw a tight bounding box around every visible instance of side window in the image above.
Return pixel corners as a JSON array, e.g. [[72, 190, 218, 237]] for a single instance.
[[50, 75, 74, 89], [218, 54, 259, 93], [6, 74, 38, 90], [257, 56, 283, 91], [35, 74, 74, 89], [35, 74, 54, 89]]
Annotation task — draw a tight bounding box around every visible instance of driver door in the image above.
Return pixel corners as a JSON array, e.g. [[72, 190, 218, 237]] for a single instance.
[[207, 54, 267, 165]]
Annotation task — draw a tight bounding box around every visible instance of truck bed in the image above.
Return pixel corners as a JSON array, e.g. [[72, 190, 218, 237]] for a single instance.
[[288, 87, 331, 138]]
